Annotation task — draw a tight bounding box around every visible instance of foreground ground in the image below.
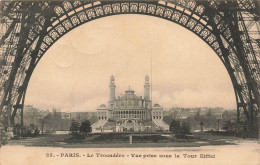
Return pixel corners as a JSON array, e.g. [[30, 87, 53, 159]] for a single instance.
[[0, 137, 259, 165], [5, 131, 254, 148]]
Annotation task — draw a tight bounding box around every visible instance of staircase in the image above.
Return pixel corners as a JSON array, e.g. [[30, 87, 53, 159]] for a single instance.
[[153, 120, 169, 130], [103, 121, 116, 130], [91, 120, 107, 132]]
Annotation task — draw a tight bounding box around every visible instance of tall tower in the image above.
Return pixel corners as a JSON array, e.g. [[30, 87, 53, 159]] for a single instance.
[[144, 75, 150, 100], [109, 75, 116, 104]]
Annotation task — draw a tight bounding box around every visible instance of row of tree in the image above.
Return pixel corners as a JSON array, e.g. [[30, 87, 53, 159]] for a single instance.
[[168, 117, 247, 137], [164, 110, 237, 131]]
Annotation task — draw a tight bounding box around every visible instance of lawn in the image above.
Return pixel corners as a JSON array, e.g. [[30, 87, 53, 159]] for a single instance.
[[6, 132, 240, 148]]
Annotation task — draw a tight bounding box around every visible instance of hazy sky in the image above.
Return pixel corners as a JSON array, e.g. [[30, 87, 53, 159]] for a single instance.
[[25, 15, 236, 112]]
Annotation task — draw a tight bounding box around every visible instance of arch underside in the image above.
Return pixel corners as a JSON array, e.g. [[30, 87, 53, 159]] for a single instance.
[[0, 0, 259, 131]]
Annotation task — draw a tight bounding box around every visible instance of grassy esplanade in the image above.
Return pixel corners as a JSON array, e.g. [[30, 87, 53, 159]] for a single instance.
[[6, 131, 241, 148]]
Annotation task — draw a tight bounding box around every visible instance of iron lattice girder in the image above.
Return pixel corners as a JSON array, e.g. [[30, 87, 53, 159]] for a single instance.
[[208, 1, 260, 116], [0, 0, 259, 129]]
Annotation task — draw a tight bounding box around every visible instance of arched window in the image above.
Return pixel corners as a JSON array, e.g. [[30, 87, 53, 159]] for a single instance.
[[63, 2, 73, 11], [54, 6, 64, 16]]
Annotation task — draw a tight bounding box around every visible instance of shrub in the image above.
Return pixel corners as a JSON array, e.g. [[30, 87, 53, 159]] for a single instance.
[[0, 130, 8, 147]]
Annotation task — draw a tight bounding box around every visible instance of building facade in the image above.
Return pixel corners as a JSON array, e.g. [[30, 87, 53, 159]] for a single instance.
[[93, 75, 169, 132]]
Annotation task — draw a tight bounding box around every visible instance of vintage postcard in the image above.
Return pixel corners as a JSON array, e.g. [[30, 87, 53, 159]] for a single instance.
[[0, 0, 259, 165]]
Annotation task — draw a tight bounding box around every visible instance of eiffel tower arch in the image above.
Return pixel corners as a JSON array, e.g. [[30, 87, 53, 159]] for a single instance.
[[0, 0, 259, 135]]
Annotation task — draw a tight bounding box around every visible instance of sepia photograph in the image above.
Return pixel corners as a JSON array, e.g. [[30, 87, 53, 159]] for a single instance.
[[0, 0, 259, 165]]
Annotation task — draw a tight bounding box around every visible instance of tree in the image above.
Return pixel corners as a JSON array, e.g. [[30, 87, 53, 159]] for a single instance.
[[200, 121, 204, 132], [43, 113, 53, 132], [39, 113, 53, 135], [34, 127, 40, 136], [79, 120, 92, 135], [194, 110, 201, 121], [180, 122, 191, 135], [169, 120, 181, 134], [29, 123, 36, 130], [222, 120, 236, 132], [70, 120, 80, 134]]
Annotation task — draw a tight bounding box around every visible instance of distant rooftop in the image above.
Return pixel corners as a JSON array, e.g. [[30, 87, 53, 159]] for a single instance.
[[153, 103, 161, 107]]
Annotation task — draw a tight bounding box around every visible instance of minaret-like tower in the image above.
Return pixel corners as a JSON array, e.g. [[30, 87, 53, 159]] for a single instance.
[[109, 75, 116, 105], [144, 75, 150, 100]]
